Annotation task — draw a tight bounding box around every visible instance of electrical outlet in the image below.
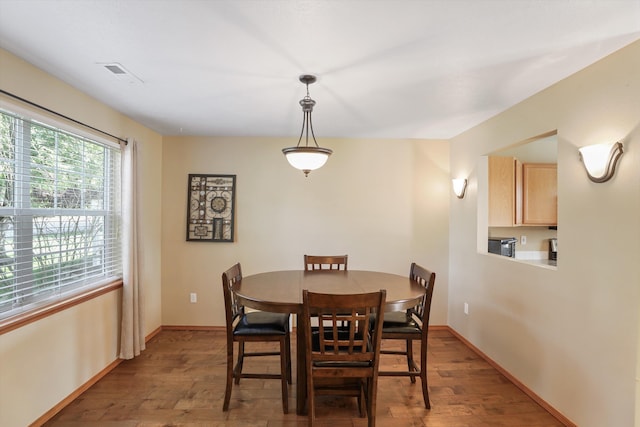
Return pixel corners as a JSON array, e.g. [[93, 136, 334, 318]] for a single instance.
[[464, 302, 469, 315], [190, 293, 197, 303], [520, 235, 527, 245]]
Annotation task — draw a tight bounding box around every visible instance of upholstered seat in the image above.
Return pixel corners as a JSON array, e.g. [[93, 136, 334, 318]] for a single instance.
[[312, 360, 373, 368], [234, 311, 290, 336], [379, 311, 420, 333], [311, 327, 367, 353]]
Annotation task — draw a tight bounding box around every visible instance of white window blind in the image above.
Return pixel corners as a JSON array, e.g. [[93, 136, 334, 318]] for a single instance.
[[0, 109, 122, 319]]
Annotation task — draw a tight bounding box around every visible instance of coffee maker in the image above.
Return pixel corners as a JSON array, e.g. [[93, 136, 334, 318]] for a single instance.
[[548, 238, 558, 261]]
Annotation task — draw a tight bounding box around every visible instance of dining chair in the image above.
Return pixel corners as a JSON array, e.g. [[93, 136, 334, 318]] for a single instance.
[[302, 289, 386, 427], [304, 254, 350, 327], [378, 262, 435, 409], [304, 254, 348, 271], [221, 263, 292, 413]]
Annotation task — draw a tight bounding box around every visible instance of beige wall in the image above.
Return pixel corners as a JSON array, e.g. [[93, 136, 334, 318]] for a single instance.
[[4, 36, 638, 427], [449, 40, 640, 426], [161, 136, 450, 327], [0, 49, 163, 427]]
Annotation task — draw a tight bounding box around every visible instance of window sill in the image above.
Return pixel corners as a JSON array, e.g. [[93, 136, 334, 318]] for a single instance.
[[0, 280, 123, 335]]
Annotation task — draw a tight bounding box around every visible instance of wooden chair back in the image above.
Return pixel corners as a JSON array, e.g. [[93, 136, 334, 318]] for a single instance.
[[303, 289, 386, 426], [304, 254, 348, 271], [222, 262, 244, 335], [409, 262, 436, 330]]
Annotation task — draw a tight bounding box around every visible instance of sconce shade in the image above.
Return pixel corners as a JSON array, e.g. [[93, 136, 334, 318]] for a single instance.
[[452, 178, 468, 198], [578, 141, 623, 183], [282, 74, 332, 177]]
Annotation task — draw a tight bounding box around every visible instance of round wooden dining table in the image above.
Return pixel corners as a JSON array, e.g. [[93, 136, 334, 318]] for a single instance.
[[233, 269, 426, 415]]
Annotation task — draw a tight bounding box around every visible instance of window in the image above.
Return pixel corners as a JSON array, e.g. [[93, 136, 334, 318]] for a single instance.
[[0, 109, 122, 319]]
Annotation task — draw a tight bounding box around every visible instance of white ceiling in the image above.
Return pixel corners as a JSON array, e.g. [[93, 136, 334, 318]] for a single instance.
[[0, 0, 639, 140]]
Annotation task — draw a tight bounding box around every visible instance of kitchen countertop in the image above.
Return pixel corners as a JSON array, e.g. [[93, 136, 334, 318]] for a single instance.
[[517, 258, 557, 269], [487, 252, 557, 269], [529, 258, 555, 265]]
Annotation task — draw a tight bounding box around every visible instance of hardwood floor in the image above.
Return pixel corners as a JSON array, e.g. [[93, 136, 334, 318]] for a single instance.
[[44, 329, 565, 427]]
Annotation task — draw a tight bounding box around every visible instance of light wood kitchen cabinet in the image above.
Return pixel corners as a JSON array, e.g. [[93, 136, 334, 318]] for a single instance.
[[489, 157, 557, 227], [488, 156, 522, 227], [521, 163, 557, 225]]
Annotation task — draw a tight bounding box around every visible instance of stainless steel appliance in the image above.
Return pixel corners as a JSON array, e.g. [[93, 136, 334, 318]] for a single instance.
[[488, 237, 517, 258], [549, 238, 558, 261]]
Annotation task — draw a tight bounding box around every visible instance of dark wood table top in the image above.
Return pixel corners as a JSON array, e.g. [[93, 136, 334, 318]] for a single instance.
[[234, 269, 426, 314]]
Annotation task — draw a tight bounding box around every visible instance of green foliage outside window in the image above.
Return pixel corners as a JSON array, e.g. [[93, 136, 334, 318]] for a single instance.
[[0, 109, 121, 316]]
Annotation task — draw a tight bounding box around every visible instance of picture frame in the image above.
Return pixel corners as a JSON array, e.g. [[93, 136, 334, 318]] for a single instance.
[[186, 174, 236, 242]]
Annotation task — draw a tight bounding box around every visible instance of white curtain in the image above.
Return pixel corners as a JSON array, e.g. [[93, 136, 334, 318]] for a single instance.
[[119, 138, 146, 359]]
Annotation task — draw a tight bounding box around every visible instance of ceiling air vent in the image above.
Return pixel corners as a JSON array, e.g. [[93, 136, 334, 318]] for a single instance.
[[98, 62, 143, 84], [104, 64, 127, 75]]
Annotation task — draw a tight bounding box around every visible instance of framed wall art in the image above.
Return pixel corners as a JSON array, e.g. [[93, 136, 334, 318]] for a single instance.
[[186, 174, 236, 242]]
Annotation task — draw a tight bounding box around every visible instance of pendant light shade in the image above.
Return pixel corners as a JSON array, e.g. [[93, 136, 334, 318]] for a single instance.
[[282, 146, 333, 172], [282, 75, 332, 176]]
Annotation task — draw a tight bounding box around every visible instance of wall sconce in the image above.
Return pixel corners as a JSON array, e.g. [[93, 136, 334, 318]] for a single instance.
[[452, 178, 468, 199], [578, 141, 623, 183]]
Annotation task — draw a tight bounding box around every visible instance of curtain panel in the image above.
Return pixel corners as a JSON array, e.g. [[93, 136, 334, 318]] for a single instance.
[[119, 138, 145, 359]]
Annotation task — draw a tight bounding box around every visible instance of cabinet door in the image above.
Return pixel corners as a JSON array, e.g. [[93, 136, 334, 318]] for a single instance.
[[522, 163, 557, 225], [488, 157, 521, 227]]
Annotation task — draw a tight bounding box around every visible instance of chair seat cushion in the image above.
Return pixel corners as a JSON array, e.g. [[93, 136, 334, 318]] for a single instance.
[[311, 327, 372, 368], [234, 311, 289, 336], [313, 360, 373, 368], [380, 311, 422, 334], [311, 327, 368, 352]]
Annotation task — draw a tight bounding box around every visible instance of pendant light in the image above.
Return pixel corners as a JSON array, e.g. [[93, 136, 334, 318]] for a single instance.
[[282, 75, 332, 176]]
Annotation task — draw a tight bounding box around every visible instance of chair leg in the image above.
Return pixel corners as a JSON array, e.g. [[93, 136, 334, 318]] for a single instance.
[[307, 376, 315, 427], [420, 339, 430, 409], [367, 377, 377, 427], [358, 384, 366, 417], [406, 340, 417, 384], [223, 342, 234, 411], [285, 331, 292, 384], [279, 338, 289, 414], [234, 341, 245, 385]]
